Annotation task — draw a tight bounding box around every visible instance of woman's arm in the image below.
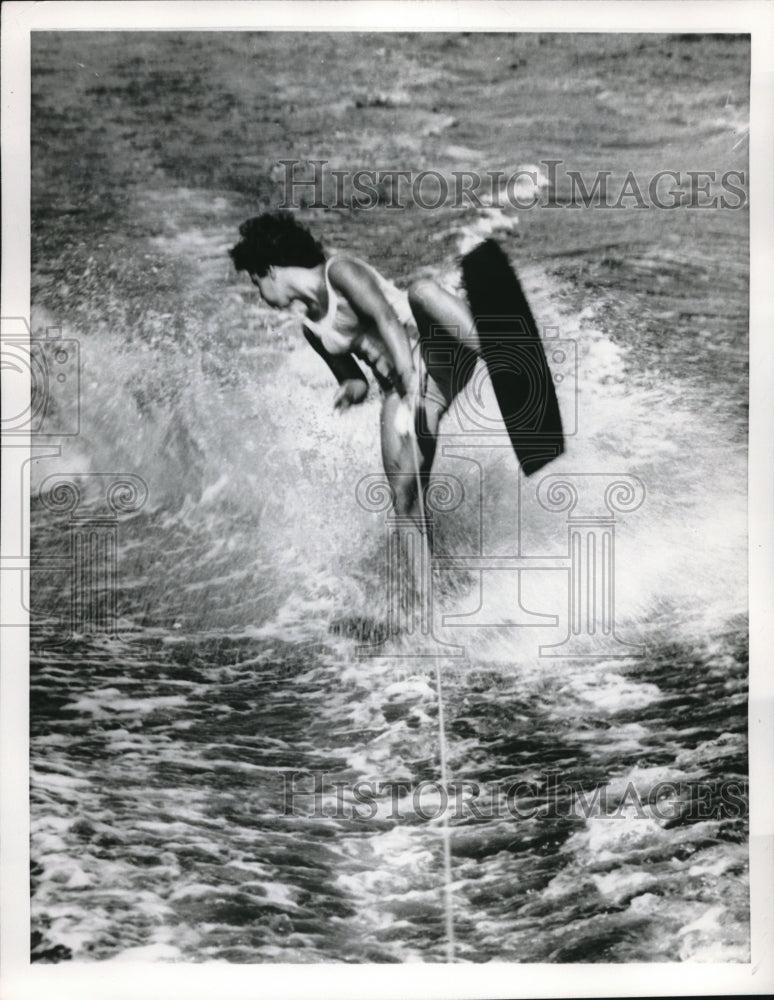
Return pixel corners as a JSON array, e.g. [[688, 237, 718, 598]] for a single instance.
[[302, 326, 369, 409], [302, 326, 369, 384], [327, 257, 417, 398]]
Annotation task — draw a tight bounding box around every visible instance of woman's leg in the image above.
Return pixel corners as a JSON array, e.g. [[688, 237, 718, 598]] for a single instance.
[[408, 278, 480, 409], [380, 279, 481, 534], [379, 391, 444, 620], [380, 390, 445, 529]]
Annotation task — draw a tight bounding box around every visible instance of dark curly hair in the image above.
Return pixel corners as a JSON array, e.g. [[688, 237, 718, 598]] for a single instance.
[[228, 211, 326, 276]]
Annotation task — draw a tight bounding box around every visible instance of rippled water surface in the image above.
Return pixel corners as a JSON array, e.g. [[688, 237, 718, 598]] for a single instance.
[[29, 32, 749, 963]]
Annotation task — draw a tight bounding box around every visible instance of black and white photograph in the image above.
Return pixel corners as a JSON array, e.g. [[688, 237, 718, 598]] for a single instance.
[[1, 1, 772, 997]]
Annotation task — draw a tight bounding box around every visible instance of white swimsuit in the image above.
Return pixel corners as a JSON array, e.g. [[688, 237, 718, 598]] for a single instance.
[[303, 256, 417, 387]]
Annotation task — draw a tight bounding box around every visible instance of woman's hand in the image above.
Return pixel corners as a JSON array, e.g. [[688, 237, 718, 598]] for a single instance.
[[333, 379, 368, 410]]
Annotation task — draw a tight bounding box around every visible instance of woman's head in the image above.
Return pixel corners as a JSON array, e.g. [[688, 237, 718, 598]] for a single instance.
[[229, 211, 325, 278]]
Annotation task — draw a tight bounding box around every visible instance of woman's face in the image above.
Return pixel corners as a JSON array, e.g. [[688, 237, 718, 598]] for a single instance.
[[249, 267, 293, 309]]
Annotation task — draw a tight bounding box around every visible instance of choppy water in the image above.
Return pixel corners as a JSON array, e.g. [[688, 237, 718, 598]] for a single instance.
[[29, 32, 749, 963]]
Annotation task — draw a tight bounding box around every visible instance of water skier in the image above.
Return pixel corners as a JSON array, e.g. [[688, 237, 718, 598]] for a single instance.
[[229, 211, 481, 535], [229, 213, 564, 539]]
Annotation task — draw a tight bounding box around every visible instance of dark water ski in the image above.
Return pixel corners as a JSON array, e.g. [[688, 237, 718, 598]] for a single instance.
[[462, 239, 564, 476]]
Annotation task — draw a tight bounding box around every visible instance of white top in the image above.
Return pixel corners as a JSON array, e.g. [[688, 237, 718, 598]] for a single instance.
[[303, 255, 415, 383]]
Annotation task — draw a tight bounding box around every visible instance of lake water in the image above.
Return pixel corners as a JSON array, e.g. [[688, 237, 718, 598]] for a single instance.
[[29, 32, 749, 963]]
